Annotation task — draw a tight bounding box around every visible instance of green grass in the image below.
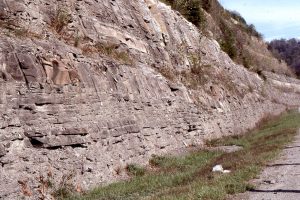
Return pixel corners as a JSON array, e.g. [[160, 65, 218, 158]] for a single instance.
[[65, 111, 300, 200]]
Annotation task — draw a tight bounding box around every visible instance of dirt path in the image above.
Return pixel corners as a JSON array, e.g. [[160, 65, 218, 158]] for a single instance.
[[232, 129, 300, 200]]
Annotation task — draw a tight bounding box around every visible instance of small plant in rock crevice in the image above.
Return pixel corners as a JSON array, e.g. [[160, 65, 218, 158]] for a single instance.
[[51, 8, 72, 34], [156, 54, 213, 90], [81, 42, 133, 65], [52, 172, 79, 200], [19, 169, 81, 200]]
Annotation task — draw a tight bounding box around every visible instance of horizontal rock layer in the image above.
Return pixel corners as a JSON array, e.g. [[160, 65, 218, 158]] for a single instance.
[[0, 0, 300, 199]]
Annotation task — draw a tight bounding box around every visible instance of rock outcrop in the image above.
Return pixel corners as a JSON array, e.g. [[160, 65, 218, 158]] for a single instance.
[[0, 0, 299, 199]]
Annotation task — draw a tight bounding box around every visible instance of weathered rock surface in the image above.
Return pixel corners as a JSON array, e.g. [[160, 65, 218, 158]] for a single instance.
[[0, 0, 299, 199]]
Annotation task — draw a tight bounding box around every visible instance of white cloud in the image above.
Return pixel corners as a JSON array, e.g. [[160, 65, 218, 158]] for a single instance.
[[239, 7, 300, 24]]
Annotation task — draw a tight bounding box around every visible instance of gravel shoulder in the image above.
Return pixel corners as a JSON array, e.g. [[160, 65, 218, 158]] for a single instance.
[[231, 129, 300, 200]]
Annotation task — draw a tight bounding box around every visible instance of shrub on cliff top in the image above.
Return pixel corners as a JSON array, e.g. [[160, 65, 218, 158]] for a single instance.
[[161, 0, 206, 29]]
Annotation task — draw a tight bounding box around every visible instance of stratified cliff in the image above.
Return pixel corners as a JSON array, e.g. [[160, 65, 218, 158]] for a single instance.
[[0, 0, 299, 199]]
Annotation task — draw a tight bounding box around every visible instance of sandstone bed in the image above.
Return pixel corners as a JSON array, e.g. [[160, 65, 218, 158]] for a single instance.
[[0, 0, 300, 199]]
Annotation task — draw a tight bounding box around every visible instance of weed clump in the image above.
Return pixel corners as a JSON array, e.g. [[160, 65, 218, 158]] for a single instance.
[[157, 66, 177, 82], [18, 169, 81, 200], [81, 42, 133, 65], [126, 164, 146, 177], [52, 173, 78, 200], [51, 8, 72, 33], [157, 53, 212, 89], [96, 43, 133, 65]]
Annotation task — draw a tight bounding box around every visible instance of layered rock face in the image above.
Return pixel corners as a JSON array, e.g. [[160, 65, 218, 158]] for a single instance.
[[0, 0, 300, 198]]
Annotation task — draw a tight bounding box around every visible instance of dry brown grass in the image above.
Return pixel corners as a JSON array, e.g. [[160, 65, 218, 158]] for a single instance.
[[157, 63, 213, 90], [157, 67, 178, 82], [81, 43, 133, 65], [50, 8, 72, 34]]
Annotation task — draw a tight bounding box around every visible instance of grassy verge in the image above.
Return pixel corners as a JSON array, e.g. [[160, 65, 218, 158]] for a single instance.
[[65, 111, 300, 200]]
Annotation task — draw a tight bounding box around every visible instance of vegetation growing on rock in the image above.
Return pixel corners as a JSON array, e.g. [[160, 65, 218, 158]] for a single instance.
[[161, 0, 207, 29], [268, 38, 300, 77], [160, 0, 293, 76], [67, 111, 300, 200]]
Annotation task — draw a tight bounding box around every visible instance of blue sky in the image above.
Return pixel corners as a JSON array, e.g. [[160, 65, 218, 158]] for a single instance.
[[219, 0, 300, 41]]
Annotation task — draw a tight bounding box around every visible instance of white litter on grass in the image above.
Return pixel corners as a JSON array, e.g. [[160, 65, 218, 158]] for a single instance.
[[212, 165, 231, 174], [212, 165, 223, 172]]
